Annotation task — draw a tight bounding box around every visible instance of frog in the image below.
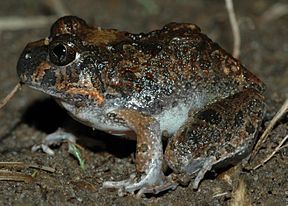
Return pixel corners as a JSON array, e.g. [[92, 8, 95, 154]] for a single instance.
[[16, 16, 265, 196]]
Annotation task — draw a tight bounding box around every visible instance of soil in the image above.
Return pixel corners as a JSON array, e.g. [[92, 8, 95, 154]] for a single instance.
[[0, 0, 287, 205]]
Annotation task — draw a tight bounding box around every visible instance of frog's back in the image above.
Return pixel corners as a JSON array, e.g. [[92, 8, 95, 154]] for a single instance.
[[102, 22, 264, 115]]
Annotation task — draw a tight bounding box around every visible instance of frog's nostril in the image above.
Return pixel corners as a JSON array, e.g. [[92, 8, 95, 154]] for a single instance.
[[17, 48, 37, 83], [24, 50, 32, 60]]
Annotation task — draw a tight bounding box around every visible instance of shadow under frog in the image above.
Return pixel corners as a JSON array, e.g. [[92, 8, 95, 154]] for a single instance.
[[17, 16, 265, 196], [20, 98, 136, 158]]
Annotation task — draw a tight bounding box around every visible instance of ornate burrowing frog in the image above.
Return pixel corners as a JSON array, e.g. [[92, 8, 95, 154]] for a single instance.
[[17, 16, 265, 195]]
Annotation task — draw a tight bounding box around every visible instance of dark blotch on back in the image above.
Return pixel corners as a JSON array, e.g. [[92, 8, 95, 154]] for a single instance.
[[234, 111, 244, 127], [245, 121, 255, 134], [197, 108, 222, 125]]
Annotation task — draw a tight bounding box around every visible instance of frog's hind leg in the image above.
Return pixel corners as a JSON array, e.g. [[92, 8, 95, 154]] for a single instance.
[[165, 89, 265, 189], [31, 129, 76, 155]]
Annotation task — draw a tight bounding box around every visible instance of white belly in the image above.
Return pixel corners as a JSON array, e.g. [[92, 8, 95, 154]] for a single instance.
[[58, 100, 191, 137]]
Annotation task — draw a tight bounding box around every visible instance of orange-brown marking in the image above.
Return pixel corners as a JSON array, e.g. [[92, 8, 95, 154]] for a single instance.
[[84, 28, 128, 46], [67, 87, 105, 105], [32, 61, 51, 82], [27, 39, 47, 48]]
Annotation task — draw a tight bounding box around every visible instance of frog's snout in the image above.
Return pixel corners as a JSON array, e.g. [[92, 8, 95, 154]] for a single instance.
[[17, 39, 49, 85]]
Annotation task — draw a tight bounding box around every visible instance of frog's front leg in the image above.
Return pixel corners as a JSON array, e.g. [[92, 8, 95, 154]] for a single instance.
[[103, 109, 176, 195]]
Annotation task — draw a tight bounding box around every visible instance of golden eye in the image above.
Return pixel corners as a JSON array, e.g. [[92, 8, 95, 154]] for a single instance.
[[49, 42, 76, 66]]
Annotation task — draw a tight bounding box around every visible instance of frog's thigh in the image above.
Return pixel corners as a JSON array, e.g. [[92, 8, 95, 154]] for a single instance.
[[165, 89, 265, 189]]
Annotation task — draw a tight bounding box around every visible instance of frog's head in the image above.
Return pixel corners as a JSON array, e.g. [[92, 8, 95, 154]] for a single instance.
[[17, 16, 125, 107]]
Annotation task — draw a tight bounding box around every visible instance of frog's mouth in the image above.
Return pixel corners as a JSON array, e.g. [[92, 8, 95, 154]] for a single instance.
[[24, 82, 105, 107], [55, 84, 105, 106]]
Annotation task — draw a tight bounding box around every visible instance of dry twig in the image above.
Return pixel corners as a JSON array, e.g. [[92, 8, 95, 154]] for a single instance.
[[253, 134, 288, 170], [251, 98, 288, 159], [225, 0, 241, 58], [0, 16, 57, 31], [0, 162, 55, 173], [0, 0, 69, 31], [0, 82, 21, 110], [212, 192, 228, 198], [0, 161, 55, 182], [261, 3, 288, 23], [230, 179, 251, 206], [47, 0, 70, 16], [0, 170, 33, 183]]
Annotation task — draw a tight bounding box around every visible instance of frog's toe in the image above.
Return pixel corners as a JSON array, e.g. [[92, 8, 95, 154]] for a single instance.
[[103, 172, 178, 196], [102, 176, 135, 193], [103, 171, 163, 194], [135, 177, 178, 197]]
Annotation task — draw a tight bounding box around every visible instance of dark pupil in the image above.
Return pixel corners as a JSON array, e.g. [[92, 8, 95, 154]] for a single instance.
[[49, 41, 76, 66], [53, 44, 66, 61]]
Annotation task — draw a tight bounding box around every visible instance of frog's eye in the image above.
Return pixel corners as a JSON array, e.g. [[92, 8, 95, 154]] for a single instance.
[[49, 42, 76, 66]]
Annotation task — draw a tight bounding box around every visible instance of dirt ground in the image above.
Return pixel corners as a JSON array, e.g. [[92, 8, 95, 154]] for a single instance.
[[0, 0, 287, 205]]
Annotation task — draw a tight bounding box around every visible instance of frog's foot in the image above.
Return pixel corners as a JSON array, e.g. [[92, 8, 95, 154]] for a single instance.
[[103, 173, 178, 197], [103, 109, 173, 196], [31, 129, 76, 155], [192, 156, 216, 189], [135, 175, 179, 197]]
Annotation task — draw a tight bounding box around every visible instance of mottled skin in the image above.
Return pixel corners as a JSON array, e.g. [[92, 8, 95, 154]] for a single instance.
[[17, 16, 265, 195]]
